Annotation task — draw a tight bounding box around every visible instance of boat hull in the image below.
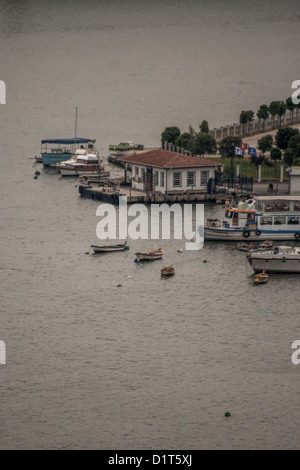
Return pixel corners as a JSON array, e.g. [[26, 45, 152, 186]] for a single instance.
[[205, 227, 300, 242], [135, 254, 163, 261], [59, 168, 102, 177], [161, 266, 175, 276], [249, 257, 300, 273], [42, 153, 74, 166], [91, 244, 128, 253]]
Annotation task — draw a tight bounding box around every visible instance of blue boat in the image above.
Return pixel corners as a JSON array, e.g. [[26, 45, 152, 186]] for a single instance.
[[41, 138, 96, 166]]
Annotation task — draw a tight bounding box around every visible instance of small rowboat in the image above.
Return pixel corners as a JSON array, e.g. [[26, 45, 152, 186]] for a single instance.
[[90, 242, 129, 253], [252, 272, 269, 284], [135, 248, 163, 262], [161, 266, 175, 277]]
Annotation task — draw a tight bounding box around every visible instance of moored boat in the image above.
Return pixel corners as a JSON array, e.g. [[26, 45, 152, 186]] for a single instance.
[[90, 242, 129, 253], [204, 196, 300, 241], [135, 249, 163, 262], [247, 245, 300, 273], [237, 242, 255, 252], [109, 142, 144, 152], [161, 266, 175, 276], [55, 148, 104, 176], [252, 272, 269, 284], [41, 138, 96, 166]]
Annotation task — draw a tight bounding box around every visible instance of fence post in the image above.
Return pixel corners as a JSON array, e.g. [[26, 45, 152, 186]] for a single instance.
[[258, 165, 262, 183]]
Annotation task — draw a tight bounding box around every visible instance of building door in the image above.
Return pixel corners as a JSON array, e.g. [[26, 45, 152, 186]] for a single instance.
[[146, 168, 153, 192]]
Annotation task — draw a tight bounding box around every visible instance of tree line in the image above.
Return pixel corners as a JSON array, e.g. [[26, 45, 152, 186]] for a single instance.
[[161, 95, 300, 171]]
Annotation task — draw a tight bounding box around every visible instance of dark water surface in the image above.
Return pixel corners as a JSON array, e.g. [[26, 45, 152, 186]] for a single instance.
[[0, 0, 300, 450]]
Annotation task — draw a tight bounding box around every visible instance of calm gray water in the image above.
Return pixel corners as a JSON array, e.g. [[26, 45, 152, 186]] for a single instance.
[[0, 0, 300, 450]]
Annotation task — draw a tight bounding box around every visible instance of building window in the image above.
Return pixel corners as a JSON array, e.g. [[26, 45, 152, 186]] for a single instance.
[[141, 168, 146, 184], [154, 171, 159, 187], [200, 170, 209, 186], [187, 171, 196, 187], [135, 167, 139, 179], [160, 172, 165, 187], [173, 172, 182, 187]]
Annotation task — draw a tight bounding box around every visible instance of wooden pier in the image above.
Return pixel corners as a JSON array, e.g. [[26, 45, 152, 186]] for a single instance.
[[78, 184, 222, 204]]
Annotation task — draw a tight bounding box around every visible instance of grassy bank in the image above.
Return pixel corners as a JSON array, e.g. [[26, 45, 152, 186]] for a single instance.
[[209, 157, 288, 179]]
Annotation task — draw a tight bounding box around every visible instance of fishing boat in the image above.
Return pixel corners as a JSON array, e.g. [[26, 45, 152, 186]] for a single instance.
[[41, 138, 96, 166], [204, 196, 300, 241], [247, 245, 300, 273], [161, 266, 175, 277], [135, 249, 163, 262], [90, 242, 129, 253], [55, 149, 105, 176], [109, 142, 144, 152], [252, 272, 269, 284]]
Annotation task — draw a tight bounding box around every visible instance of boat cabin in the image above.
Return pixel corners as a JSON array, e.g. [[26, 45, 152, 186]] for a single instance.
[[223, 208, 257, 229]]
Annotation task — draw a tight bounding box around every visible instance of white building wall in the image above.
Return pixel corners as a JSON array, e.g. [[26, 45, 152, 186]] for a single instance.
[[131, 164, 216, 193], [289, 167, 300, 195]]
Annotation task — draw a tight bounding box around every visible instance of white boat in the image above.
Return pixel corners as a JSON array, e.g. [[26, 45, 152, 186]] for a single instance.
[[204, 196, 300, 241], [247, 245, 300, 273], [90, 242, 129, 253], [55, 148, 104, 176], [237, 241, 273, 252], [135, 249, 163, 262]]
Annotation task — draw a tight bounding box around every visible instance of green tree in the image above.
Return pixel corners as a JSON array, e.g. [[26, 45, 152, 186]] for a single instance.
[[283, 135, 300, 166], [278, 101, 286, 127], [219, 136, 242, 176], [161, 127, 181, 145], [257, 135, 273, 155], [270, 147, 282, 162], [256, 104, 269, 131], [286, 97, 296, 125], [269, 101, 284, 129], [193, 132, 217, 157], [239, 110, 254, 136], [199, 120, 209, 134], [275, 127, 299, 150], [284, 148, 295, 167], [288, 134, 300, 157], [175, 132, 194, 152]]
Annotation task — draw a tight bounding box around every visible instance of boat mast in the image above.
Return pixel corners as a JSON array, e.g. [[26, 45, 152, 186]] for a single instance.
[[74, 106, 78, 139]]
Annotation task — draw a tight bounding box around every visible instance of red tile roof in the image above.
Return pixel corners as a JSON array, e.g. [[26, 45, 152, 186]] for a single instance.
[[118, 149, 222, 169]]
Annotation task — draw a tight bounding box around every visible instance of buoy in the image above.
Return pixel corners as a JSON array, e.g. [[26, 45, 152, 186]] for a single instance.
[[225, 412, 231, 417]]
